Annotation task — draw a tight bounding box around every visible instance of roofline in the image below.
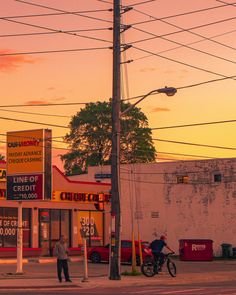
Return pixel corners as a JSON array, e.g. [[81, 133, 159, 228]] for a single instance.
[[53, 165, 111, 187]]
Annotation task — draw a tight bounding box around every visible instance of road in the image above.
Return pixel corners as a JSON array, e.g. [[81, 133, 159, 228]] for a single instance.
[[1, 285, 236, 295]]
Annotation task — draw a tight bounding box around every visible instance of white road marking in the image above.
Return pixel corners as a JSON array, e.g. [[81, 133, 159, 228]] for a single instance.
[[159, 289, 205, 294]]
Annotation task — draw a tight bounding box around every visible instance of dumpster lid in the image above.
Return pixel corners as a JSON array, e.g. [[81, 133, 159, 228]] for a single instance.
[[179, 239, 213, 243]]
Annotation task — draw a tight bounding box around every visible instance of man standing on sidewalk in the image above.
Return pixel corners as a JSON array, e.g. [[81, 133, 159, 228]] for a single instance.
[[54, 235, 72, 283]]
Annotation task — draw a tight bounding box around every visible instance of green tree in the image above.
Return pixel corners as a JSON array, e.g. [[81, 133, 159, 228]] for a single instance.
[[61, 101, 156, 175]]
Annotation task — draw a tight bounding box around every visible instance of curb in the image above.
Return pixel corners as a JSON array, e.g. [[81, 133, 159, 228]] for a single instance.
[[0, 259, 28, 264], [0, 256, 83, 264]]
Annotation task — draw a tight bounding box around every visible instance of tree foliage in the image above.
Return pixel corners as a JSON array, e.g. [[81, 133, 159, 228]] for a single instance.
[[61, 101, 156, 175]]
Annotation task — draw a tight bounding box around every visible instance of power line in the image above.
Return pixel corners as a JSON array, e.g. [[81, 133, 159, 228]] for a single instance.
[[0, 102, 90, 108], [15, 0, 113, 24], [134, 29, 236, 61], [0, 9, 112, 19], [0, 108, 71, 118], [131, 1, 236, 25], [0, 27, 112, 38], [151, 119, 236, 130], [129, 0, 156, 7], [97, 0, 112, 4], [176, 76, 236, 90], [154, 138, 236, 151], [132, 45, 236, 80], [1, 17, 112, 44], [0, 46, 110, 57], [216, 0, 236, 7], [0, 116, 68, 129], [122, 75, 236, 102], [132, 13, 236, 51], [0, 76, 234, 111], [132, 26, 236, 65]]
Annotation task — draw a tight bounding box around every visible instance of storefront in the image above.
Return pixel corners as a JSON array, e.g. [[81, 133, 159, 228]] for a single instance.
[[0, 162, 111, 257]]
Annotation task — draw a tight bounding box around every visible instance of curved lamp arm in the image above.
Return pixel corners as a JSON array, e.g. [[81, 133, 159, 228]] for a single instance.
[[121, 86, 177, 117]]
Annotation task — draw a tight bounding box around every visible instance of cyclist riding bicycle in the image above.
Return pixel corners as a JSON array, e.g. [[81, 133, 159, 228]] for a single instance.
[[149, 235, 174, 271]]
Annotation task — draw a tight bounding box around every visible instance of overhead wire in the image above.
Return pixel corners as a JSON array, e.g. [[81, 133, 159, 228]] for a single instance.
[[0, 46, 110, 57], [0, 9, 112, 19], [122, 75, 236, 102], [0, 27, 112, 39], [1, 16, 112, 44], [216, 0, 236, 7], [15, 0, 113, 24], [154, 138, 236, 151], [151, 119, 236, 130], [0, 116, 68, 129], [0, 108, 71, 118], [134, 29, 236, 61], [131, 26, 236, 65], [130, 1, 236, 25], [131, 13, 236, 51], [129, 0, 156, 7], [132, 45, 236, 80], [0, 102, 91, 108]]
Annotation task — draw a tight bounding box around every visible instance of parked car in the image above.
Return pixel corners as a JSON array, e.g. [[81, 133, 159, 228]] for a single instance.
[[87, 239, 152, 264]]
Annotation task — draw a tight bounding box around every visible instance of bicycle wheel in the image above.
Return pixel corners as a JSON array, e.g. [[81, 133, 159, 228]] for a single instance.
[[141, 261, 157, 277], [167, 259, 176, 277]]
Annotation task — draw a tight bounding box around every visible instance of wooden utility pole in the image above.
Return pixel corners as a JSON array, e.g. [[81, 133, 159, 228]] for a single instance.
[[109, 0, 121, 280]]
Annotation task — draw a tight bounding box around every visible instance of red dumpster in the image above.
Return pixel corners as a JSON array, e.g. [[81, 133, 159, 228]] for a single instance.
[[179, 239, 213, 261]]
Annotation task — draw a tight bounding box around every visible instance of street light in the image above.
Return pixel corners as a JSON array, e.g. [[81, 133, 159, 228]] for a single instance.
[[121, 87, 177, 116], [110, 85, 177, 280]]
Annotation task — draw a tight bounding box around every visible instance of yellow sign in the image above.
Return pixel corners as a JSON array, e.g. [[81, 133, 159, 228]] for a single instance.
[[7, 129, 44, 174], [0, 169, 6, 182], [52, 191, 111, 203]]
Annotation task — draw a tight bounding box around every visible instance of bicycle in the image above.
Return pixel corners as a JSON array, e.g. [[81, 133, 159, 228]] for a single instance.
[[141, 252, 177, 277]]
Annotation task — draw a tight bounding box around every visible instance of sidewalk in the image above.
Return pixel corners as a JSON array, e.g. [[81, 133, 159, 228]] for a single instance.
[[0, 270, 236, 290], [0, 256, 82, 264], [0, 259, 235, 290]]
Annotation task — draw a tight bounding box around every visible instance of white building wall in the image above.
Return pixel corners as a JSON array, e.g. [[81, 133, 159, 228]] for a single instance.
[[68, 158, 236, 256]]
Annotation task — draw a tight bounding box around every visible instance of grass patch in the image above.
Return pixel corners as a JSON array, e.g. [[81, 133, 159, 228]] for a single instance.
[[122, 269, 142, 276]]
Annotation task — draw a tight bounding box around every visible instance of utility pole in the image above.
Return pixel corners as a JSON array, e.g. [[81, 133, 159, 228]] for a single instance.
[[109, 0, 121, 280]]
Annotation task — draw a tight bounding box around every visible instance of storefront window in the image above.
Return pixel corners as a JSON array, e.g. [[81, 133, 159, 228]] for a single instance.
[[78, 211, 104, 247], [39, 209, 71, 256], [0, 207, 31, 248], [50, 209, 60, 248], [61, 210, 70, 239]]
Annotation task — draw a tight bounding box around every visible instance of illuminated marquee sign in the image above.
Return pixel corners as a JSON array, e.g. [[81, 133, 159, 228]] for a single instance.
[[7, 129, 52, 201], [53, 191, 111, 203]]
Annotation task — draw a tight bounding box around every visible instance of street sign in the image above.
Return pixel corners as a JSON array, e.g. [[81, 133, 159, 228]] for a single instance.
[[6, 129, 52, 201], [7, 173, 43, 201]]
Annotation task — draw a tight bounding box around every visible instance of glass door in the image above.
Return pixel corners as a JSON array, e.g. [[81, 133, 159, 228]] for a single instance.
[[39, 210, 50, 256]]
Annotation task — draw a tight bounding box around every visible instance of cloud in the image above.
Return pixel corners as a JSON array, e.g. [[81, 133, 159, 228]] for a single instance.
[[151, 107, 170, 113], [24, 100, 50, 105], [47, 87, 55, 91], [52, 97, 66, 102], [24, 97, 66, 105], [0, 49, 37, 72], [140, 67, 156, 72]]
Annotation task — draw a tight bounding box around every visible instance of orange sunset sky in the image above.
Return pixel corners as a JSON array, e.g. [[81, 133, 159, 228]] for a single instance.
[[0, 0, 235, 171]]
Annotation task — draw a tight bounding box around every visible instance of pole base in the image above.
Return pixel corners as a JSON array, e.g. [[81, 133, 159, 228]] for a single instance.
[[15, 272, 24, 275], [81, 277, 89, 282], [109, 276, 121, 280]]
